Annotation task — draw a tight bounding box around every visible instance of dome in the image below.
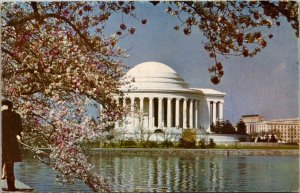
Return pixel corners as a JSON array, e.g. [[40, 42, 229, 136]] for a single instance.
[[127, 61, 177, 75], [123, 61, 189, 91]]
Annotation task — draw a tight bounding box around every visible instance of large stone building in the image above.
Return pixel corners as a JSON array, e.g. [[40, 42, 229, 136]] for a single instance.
[[241, 114, 265, 133], [118, 62, 226, 135], [241, 115, 300, 143]]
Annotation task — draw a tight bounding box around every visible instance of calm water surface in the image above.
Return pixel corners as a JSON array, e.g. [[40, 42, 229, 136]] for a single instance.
[[15, 154, 299, 192]]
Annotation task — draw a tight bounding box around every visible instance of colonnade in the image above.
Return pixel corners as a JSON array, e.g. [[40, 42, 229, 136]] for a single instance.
[[208, 101, 224, 125], [119, 96, 223, 130]]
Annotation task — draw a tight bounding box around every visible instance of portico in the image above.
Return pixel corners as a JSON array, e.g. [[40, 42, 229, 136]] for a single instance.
[[118, 62, 225, 133]]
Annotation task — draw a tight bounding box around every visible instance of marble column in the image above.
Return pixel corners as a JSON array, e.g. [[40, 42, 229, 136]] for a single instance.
[[130, 97, 135, 129], [207, 101, 211, 132], [149, 97, 154, 128], [158, 97, 163, 128], [167, 98, 172, 128], [189, 99, 194, 128], [198, 100, 202, 129], [139, 97, 144, 128], [139, 97, 144, 111], [130, 97, 135, 112], [213, 102, 217, 124], [175, 98, 180, 128], [219, 102, 224, 121], [183, 98, 187, 129]]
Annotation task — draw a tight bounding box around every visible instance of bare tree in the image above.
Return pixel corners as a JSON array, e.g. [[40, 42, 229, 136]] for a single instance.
[[134, 111, 152, 147]]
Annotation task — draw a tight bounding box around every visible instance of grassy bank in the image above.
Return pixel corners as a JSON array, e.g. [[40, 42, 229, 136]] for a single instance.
[[88, 148, 299, 156], [215, 144, 299, 149], [84, 140, 299, 150]]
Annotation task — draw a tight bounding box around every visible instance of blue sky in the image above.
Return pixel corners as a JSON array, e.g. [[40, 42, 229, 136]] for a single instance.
[[105, 2, 298, 123]]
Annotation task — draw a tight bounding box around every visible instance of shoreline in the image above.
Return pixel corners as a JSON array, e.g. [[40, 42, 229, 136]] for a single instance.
[[87, 148, 299, 156]]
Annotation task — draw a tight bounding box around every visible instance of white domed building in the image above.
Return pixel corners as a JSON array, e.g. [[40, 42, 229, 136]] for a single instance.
[[116, 62, 225, 136]]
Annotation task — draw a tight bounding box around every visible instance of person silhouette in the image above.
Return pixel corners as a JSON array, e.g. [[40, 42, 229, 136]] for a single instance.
[[1, 99, 23, 191]]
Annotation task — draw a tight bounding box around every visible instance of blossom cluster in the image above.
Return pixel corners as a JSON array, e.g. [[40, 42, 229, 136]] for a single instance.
[[1, 2, 138, 192], [165, 1, 298, 84]]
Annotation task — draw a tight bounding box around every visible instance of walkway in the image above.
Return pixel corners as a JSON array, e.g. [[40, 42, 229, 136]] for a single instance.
[[1, 179, 34, 192]]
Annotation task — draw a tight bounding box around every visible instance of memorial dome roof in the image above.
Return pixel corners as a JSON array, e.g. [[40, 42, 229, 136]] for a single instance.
[[124, 61, 189, 91]]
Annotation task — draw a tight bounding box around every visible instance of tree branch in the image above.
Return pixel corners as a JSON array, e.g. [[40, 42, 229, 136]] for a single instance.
[[6, 13, 95, 50], [31, 2, 40, 17], [1, 47, 22, 65]]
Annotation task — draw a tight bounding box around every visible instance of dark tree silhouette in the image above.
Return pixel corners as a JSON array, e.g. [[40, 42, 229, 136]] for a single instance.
[[211, 121, 223, 134], [211, 120, 236, 134], [222, 120, 237, 134], [269, 134, 278, 143], [236, 119, 247, 134]]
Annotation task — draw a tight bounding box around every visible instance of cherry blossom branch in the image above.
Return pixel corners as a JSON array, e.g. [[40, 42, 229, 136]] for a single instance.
[[6, 13, 94, 50], [1, 47, 22, 65]]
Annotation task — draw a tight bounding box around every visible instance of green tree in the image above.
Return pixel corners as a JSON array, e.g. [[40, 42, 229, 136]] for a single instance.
[[180, 128, 197, 148], [211, 121, 223, 134], [198, 138, 206, 148], [222, 120, 237, 134], [257, 136, 263, 142], [269, 134, 278, 143], [208, 138, 216, 148], [212, 120, 236, 134], [269, 129, 282, 141], [236, 119, 247, 134]]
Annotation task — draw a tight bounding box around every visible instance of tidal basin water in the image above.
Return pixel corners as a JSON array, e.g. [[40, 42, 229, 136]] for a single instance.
[[15, 154, 299, 192]]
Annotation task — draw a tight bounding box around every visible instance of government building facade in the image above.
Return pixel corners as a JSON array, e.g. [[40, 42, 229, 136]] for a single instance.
[[117, 62, 225, 136], [241, 115, 300, 143]]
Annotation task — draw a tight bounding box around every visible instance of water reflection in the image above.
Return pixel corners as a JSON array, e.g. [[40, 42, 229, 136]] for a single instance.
[[14, 154, 299, 192], [90, 155, 298, 192]]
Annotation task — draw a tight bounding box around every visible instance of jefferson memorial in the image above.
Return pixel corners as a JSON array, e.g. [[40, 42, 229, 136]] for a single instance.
[[116, 61, 225, 135]]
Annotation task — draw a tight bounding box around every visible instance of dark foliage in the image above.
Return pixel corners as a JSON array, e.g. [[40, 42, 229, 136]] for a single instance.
[[236, 119, 247, 134]]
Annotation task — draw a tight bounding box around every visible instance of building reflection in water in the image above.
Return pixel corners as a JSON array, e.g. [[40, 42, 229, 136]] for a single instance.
[[14, 154, 299, 192], [92, 155, 235, 192], [88, 155, 300, 192]]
